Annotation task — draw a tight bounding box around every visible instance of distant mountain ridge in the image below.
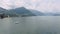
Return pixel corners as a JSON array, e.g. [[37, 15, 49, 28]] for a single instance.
[[0, 7, 7, 13], [0, 7, 60, 17], [8, 7, 36, 17], [29, 9, 44, 16]]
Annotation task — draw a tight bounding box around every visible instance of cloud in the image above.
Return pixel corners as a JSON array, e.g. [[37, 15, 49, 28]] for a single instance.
[[0, 0, 11, 9], [0, 0, 60, 12], [24, 0, 60, 12]]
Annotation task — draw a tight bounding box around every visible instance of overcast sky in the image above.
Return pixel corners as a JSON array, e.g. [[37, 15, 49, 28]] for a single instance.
[[0, 0, 60, 12]]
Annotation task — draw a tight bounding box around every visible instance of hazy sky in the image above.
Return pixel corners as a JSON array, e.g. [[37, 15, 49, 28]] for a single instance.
[[0, 0, 60, 12]]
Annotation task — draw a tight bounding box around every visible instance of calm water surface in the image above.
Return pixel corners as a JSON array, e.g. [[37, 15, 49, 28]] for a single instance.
[[0, 16, 60, 34]]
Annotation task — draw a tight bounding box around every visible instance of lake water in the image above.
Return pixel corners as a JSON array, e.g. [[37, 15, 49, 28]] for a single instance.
[[0, 16, 60, 34]]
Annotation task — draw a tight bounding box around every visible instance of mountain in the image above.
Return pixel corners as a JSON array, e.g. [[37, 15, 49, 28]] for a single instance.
[[0, 7, 18, 17], [0, 7, 7, 13], [29, 9, 44, 16], [0, 7, 60, 17], [52, 13, 60, 16], [44, 12, 60, 16], [8, 7, 36, 17]]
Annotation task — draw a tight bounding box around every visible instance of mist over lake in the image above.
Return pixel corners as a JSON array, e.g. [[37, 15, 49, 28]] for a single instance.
[[0, 16, 60, 34]]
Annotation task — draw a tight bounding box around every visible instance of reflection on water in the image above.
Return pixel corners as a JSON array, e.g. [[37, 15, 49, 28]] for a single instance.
[[0, 16, 60, 34]]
